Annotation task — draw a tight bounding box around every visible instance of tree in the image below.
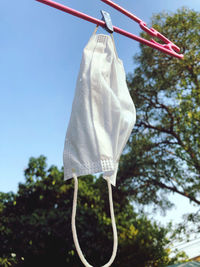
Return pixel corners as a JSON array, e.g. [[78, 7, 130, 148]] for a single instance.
[[0, 156, 185, 266], [118, 7, 200, 229]]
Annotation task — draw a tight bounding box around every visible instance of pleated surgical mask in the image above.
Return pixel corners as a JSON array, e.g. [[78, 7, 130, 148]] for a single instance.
[[63, 30, 136, 186], [63, 27, 136, 267]]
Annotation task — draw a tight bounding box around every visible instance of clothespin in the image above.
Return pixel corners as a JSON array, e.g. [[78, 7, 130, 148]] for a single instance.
[[101, 10, 114, 33]]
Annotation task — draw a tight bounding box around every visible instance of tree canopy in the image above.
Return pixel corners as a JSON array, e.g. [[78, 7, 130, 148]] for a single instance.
[[118, 7, 200, 227], [0, 156, 185, 266]]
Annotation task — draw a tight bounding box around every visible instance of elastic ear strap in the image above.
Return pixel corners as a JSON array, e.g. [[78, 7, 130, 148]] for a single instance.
[[71, 171, 118, 267], [71, 171, 93, 267], [92, 25, 99, 35]]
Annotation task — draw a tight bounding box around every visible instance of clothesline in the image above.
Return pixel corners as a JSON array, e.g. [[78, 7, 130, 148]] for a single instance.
[[36, 0, 184, 59]]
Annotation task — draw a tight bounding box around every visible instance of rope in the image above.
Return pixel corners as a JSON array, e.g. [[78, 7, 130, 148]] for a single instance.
[[71, 170, 118, 267]]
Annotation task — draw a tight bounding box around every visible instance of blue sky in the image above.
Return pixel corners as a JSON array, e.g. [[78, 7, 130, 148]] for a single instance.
[[1, 0, 199, 193], [0, 0, 200, 257]]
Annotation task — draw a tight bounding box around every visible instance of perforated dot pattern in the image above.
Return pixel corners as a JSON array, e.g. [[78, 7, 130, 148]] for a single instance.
[[64, 158, 116, 180]]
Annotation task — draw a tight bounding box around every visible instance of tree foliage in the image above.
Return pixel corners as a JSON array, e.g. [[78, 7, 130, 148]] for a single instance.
[[118, 8, 200, 223], [0, 156, 185, 266]]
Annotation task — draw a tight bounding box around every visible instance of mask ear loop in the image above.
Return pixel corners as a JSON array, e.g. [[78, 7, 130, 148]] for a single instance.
[[93, 24, 99, 35], [72, 169, 118, 267]]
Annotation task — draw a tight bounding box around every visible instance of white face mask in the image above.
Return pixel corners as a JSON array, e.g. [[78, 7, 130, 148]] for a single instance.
[[63, 27, 136, 267], [63, 30, 136, 186]]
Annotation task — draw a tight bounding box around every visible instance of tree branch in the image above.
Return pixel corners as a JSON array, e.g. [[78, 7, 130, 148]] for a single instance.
[[150, 178, 200, 205]]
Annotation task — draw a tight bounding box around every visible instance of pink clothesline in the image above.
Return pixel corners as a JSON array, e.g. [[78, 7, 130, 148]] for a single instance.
[[36, 0, 183, 59]]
